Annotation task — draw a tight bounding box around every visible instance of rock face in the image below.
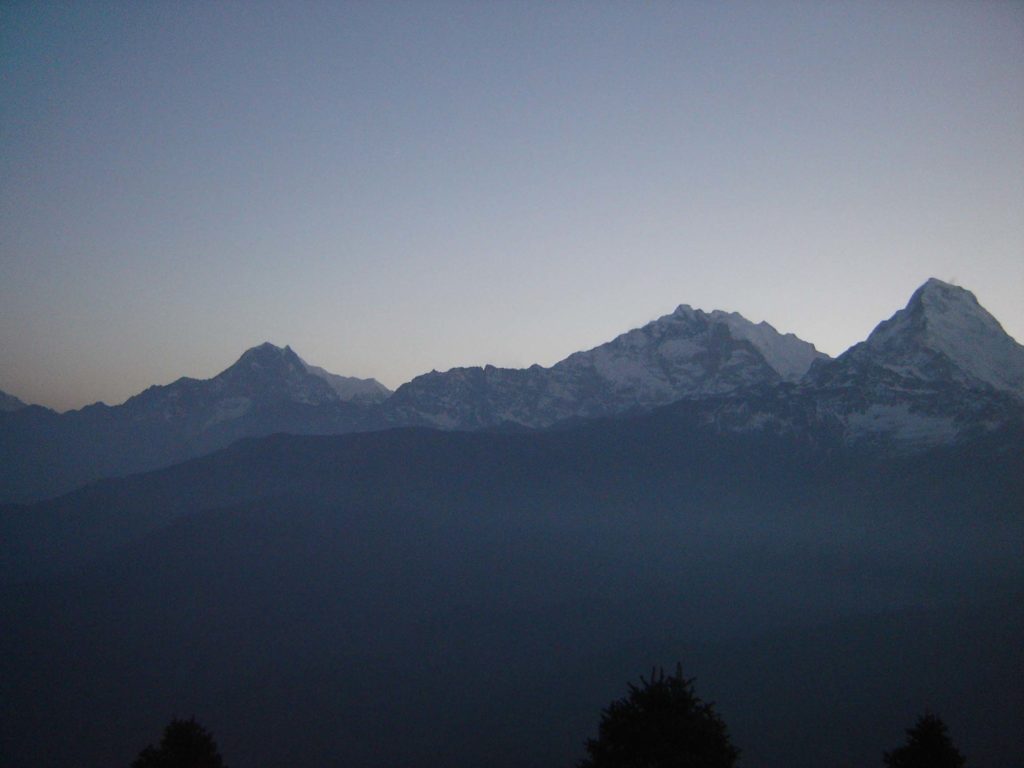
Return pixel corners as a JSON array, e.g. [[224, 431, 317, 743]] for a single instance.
[[382, 306, 827, 429]]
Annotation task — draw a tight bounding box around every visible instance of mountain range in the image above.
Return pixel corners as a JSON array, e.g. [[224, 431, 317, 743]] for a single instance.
[[1, 278, 1022, 503]]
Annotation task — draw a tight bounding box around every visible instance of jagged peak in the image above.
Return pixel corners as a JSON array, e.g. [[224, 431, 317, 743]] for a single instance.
[[236, 341, 295, 359], [672, 303, 699, 317], [822, 279, 1024, 396], [222, 342, 305, 374], [920, 276, 959, 290], [867, 279, 1010, 348], [659, 304, 826, 381]]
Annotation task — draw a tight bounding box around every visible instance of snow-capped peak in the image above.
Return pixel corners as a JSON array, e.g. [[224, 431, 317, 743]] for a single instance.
[[556, 302, 826, 393], [861, 278, 1024, 395]]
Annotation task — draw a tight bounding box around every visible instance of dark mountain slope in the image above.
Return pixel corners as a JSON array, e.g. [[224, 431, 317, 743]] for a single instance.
[[0, 389, 26, 411], [4, 400, 1021, 586], [1, 415, 1021, 768]]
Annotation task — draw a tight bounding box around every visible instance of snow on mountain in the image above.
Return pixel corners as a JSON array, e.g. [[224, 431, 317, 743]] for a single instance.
[[707, 278, 1024, 449], [384, 304, 828, 429], [121, 342, 341, 426], [0, 343, 383, 503], [0, 390, 27, 412], [808, 279, 1024, 398], [3, 281, 1021, 505], [864, 278, 1024, 395], [554, 304, 820, 397], [300, 359, 392, 404], [711, 310, 826, 382]]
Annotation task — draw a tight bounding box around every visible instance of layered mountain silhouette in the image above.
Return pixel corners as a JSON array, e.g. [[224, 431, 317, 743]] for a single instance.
[[1, 279, 1021, 502]]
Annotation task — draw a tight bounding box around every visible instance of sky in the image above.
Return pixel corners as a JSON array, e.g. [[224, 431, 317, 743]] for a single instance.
[[1, 1, 1022, 411]]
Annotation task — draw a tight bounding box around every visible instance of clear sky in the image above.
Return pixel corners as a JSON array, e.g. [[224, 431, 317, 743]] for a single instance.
[[2, 1, 1022, 411]]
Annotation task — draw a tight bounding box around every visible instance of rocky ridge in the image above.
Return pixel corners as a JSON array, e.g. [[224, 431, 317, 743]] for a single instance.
[[382, 305, 827, 429]]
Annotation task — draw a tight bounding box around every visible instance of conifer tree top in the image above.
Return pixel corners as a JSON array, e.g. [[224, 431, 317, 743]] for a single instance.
[[579, 664, 739, 768], [884, 713, 966, 768]]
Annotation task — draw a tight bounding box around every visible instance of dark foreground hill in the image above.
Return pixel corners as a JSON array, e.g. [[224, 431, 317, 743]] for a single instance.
[[1, 410, 1022, 768]]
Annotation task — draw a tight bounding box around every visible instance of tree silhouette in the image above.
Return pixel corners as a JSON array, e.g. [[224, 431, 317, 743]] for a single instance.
[[884, 713, 965, 768], [131, 717, 225, 768], [579, 664, 738, 768]]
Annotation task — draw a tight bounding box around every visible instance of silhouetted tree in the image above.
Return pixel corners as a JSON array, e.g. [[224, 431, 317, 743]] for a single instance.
[[131, 717, 225, 768], [884, 714, 965, 768], [579, 664, 738, 768]]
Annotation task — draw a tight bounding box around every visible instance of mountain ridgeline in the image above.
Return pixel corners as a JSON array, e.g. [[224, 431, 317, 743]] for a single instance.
[[2, 279, 1022, 503], [2, 276, 1024, 505]]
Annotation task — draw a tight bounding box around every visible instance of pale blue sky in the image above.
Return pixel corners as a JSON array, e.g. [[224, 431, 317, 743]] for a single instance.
[[2, 1, 1022, 410]]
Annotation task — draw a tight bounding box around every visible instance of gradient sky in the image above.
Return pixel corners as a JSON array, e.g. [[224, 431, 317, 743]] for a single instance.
[[2, 1, 1022, 411]]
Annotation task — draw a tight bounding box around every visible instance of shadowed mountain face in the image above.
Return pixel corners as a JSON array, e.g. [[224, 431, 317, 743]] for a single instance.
[[1, 418, 1021, 768]]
